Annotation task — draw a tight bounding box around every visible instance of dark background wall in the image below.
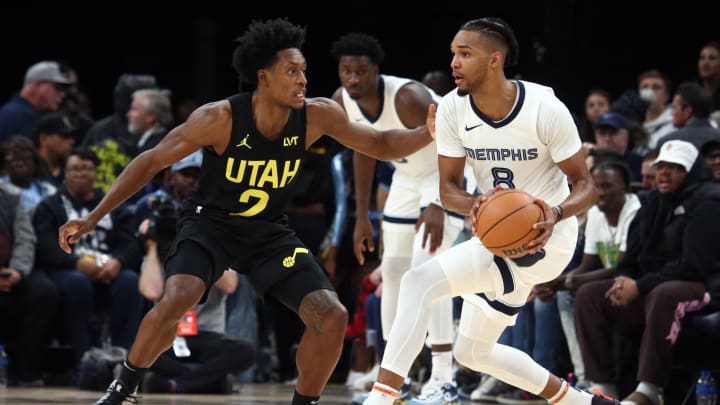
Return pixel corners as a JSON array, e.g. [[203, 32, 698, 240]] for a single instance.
[[1, 1, 716, 119]]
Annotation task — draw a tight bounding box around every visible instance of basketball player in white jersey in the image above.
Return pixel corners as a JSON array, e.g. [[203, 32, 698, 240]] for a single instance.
[[330, 33, 465, 403], [362, 17, 622, 405]]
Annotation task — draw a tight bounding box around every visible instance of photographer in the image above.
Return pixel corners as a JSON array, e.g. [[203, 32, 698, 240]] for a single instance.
[[134, 150, 255, 393]]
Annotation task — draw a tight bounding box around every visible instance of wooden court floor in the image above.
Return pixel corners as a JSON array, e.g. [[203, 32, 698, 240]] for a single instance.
[[0, 383, 491, 404]]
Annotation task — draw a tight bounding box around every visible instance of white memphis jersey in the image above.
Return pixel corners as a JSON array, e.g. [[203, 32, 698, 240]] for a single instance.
[[435, 80, 580, 207], [341, 74, 439, 178]]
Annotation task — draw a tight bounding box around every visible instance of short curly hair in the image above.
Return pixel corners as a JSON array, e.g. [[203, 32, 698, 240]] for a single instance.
[[232, 18, 306, 88], [330, 32, 384, 65]]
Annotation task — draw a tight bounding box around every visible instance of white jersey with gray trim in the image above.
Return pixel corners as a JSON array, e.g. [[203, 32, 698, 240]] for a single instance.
[[435, 80, 580, 207], [341, 74, 439, 178]]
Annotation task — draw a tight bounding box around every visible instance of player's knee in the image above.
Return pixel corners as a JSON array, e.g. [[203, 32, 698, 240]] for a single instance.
[[454, 334, 493, 370], [381, 256, 412, 283], [156, 276, 205, 321], [400, 266, 433, 295], [326, 300, 349, 331]]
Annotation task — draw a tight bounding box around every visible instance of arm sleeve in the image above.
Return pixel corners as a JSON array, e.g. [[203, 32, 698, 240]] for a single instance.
[[327, 151, 348, 247]]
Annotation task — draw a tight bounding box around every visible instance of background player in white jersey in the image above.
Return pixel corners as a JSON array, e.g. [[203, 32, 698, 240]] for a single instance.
[[362, 17, 621, 405], [330, 33, 465, 402]]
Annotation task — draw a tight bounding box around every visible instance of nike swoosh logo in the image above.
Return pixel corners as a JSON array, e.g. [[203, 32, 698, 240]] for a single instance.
[[465, 123, 482, 131]]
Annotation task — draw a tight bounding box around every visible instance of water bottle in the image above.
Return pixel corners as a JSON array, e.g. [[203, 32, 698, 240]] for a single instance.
[[0, 343, 8, 389], [697, 370, 718, 405]]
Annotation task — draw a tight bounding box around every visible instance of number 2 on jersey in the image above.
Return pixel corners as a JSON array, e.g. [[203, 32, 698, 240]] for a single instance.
[[229, 188, 269, 217]]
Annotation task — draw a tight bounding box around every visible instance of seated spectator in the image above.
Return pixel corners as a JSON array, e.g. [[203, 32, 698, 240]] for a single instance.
[[638, 149, 659, 195], [81, 74, 158, 194], [575, 140, 720, 404], [637, 69, 675, 148], [657, 82, 720, 178], [578, 89, 611, 143], [1, 135, 57, 214], [0, 60, 70, 142], [34, 112, 79, 187], [136, 186, 254, 394], [134, 150, 202, 221], [591, 112, 649, 183], [701, 140, 720, 182], [32, 148, 144, 365], [0, 183, 59, 386]]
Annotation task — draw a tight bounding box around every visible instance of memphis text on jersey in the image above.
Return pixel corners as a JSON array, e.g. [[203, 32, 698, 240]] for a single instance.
[[464, 147, 539, 161]]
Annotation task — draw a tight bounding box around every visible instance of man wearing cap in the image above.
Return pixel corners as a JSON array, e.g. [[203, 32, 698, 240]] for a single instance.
[[35, 113, 79, 187], [575, 140, 720, 404], [0, 61, 70, 142], [134, 150, 203, 225], [656, 82, 720, 171], [592, 111, 649, 183]]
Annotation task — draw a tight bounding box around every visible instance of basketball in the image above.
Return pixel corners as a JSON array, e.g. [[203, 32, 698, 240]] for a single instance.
[[474, 189, 545, 258]]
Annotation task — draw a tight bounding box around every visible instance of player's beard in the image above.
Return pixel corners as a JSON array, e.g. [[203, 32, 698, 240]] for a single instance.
[[457, 88, 468, 97]]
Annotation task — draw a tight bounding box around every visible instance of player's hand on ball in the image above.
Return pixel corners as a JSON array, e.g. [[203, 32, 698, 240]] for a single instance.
[[527, 198, 555, 253], [470, 186, 505, 235]]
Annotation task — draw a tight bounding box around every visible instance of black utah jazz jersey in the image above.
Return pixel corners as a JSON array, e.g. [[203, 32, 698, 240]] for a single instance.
[[190, 92, 307, 221]]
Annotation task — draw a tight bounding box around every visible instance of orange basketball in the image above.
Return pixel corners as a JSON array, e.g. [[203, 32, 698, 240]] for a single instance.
[[474, 189, 545, 258]]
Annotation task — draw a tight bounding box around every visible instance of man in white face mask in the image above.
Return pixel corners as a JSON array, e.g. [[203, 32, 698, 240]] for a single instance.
[[637, 69, 676, 147]]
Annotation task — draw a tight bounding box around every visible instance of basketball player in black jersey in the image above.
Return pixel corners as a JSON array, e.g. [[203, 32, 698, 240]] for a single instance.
[[58, 18, 434, 405]]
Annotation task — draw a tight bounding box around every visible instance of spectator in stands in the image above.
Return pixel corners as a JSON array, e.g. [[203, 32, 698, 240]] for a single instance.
[[57, 62, 95, 143], [575, 140, 720, 403], [0, 183, 59, 386], [421, 70, 454, 96], [579, 89, 611, 143], [33, 148, 144, 364], [639, 149, 659, 195], [34, 112, 79, 187], [657, 81, 720, 152], [637, 69, 675, 147], [701, 140, 720, 183], [81, 74, 158, 193], [0, 61, 70, 142], [591, 112, 649, 182], [697, 41, 720, 112], [1, 135, 57, 214], [657, 81, 720, 178]]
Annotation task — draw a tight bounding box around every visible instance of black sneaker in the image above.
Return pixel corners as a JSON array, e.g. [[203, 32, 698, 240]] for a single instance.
[[94, 379, 140, 404]]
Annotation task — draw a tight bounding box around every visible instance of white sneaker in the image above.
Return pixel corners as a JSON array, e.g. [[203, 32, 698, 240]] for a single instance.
[[470, 375, 511, 402], [420, 376, 451, 396], [352, 363, 380, 392], [346, 370, 366, 387], [407, 382, 460, 405]]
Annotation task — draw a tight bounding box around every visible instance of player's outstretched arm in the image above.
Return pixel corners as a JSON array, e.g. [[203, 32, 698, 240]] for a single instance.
[[59, 102, 229, 253], [306, 97, 433, 161]]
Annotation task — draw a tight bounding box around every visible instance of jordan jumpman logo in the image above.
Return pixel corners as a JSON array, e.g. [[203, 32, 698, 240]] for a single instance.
[[236, 134, 252, 149]]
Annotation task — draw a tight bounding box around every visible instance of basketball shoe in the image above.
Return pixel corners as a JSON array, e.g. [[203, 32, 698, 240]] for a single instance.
[[406, 383, 460, 405], [350, 380, 413, 405], [94, 379, 139, 404]]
